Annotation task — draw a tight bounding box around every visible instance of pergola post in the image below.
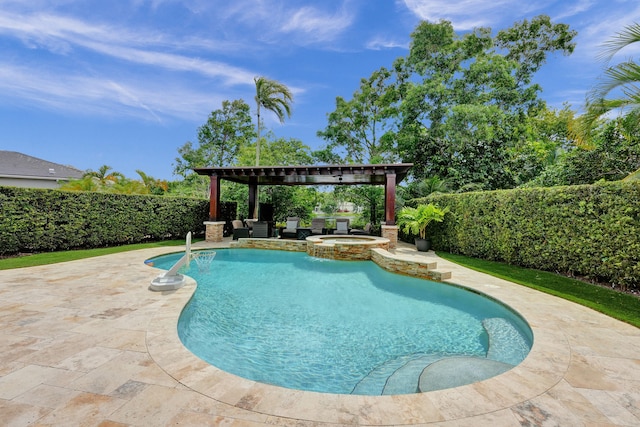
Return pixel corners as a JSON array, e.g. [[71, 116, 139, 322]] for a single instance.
[[382, 172, 399, 249], [204, 175, 225, 242], [248, 181, 258, 220], [208, 175, 220, 221], [384, 173, 396, 225]]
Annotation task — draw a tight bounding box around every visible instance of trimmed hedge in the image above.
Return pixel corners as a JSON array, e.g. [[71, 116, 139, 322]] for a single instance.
[[407, 181, 640, 290], [0, 187, 212, 255]]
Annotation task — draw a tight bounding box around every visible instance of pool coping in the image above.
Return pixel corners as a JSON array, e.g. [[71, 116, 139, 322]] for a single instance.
[[146, 242, 571, 425]]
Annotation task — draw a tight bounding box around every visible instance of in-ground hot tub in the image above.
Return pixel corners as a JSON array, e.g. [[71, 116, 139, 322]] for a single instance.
[[306, 234, 390, 260]]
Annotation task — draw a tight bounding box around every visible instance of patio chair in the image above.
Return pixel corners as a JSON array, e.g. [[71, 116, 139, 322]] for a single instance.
[[334, 218, 350, 235], [252, 221, 270, 238], [244, 219, 257, 234], [311, 218, 326, 235], [232, 219, 250, 240], [280, 217, 299, 239], [350, 222, 372, 235]]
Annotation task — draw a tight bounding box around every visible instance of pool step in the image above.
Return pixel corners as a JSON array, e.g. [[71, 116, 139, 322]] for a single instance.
[[418, 356, 514, 392], [351, 318, 530, 395], [352, 353, 445, 395], [351, 353, 447, 396], [482, 318, 531, 365], [382, 354, 445, 395]]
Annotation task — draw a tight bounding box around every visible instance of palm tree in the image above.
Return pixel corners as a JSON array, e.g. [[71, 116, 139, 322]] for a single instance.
[[252, 76, 293, 217], [580, 23, 640, 139], [83, 165, 124, 186], [136, 170, 168, 195], [254, 76, 293, 166]]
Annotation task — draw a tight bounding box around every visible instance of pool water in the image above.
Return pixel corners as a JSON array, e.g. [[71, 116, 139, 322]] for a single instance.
[[151, 249, 532, 395]]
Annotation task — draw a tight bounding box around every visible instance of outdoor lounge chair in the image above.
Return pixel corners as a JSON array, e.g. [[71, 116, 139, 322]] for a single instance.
[[232, 219, 250, 240], [244, 219, 257, 235], [280, 217, 300, 239], [334, 218, 350, 235], [350, 222, 372, 235], [311, 218, 326, 235], [252, 221, 270, 238]]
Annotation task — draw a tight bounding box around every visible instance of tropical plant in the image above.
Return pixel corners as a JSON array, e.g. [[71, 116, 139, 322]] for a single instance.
[[525, 110, 640, 187], [580, 23, 640, 138], [397, 203, 449, 240], [402, 176, 451, 200], [83, 165, 124, 185], [253, 76, 293, 166], [136, 170, 168, 195], [59, 176, 100, 192], [252, 76, 293, 218]]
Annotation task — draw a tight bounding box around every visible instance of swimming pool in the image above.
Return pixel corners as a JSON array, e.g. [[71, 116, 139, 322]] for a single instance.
[[150, 249, 532, 395]]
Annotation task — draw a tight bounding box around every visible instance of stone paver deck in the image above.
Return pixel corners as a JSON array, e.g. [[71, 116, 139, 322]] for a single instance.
[[0, 239, 638, 426]]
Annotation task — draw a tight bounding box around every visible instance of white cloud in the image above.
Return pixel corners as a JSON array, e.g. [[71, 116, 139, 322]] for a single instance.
[[280, 5, 355, 43], [0, 11, 257, 86], [564, 4, 640, 63], [400, 0, 523, 30], [366, 36, 408, 51], [218, 0, 356, 45], [551, 0, 595, 21], [0, 62, 225, 122]]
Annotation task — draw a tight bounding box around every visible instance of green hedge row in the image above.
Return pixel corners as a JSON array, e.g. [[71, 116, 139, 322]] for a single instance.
[[408, 181, 640, 290], [0, 187, 212, 255]]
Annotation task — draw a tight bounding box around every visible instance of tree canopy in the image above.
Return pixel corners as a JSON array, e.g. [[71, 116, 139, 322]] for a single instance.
[[174, 99, 255, 177], [318, 16, 577, 192]]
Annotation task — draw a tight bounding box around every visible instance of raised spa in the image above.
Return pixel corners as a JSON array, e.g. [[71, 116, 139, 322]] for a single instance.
[[306, 234, 390, 260]]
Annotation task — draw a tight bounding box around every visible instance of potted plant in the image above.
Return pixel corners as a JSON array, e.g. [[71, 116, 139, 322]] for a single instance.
[[397, 203, 449, 251]]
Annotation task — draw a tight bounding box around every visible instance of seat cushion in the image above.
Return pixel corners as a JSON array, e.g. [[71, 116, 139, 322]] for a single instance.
[[285, 220, 298, 232]]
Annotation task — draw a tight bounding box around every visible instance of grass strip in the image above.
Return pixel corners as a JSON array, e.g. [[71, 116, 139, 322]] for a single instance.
[[0, 240, 189, 270], [437, 251, 640, 329]]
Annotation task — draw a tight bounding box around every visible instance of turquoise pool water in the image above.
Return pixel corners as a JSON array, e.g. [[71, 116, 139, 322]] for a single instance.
[[150, 249, 532, 395]]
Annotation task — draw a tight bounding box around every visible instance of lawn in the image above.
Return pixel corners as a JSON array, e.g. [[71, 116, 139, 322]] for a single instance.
[[437, 251, 640, 328], [0, 240, 189, 270]]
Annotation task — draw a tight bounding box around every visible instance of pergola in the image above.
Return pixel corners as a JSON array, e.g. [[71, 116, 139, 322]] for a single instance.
[[194, 163, 413, 225]]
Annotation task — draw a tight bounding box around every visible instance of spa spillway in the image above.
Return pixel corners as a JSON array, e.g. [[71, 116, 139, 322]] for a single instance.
[[306, 234, 390, 260]]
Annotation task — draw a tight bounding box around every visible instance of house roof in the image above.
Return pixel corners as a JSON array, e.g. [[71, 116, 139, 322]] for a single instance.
[[0, 151, 84, 180], [193, 163, 413, 186]]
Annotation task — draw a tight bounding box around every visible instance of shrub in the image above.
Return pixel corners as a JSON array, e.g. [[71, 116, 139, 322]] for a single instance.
[[405, 181, 640, 290], [0, 187, 212, 255]]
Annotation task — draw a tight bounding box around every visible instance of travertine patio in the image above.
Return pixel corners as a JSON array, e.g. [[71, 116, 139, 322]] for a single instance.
[[0, 239, 638, 426]]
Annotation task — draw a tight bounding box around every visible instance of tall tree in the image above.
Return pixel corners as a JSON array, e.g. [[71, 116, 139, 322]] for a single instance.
[[173, 99, 255, 197], [495, 15, 576, 85], [254, 76, 293, 166], [394, 17, 576, 190], [174, 99, 254, 177], [580, 23, 640, 139], [238, 135, 314, 167], [253, 76, 293, 218], [227, 136, 314, 220], [318, 67, 398, 164]]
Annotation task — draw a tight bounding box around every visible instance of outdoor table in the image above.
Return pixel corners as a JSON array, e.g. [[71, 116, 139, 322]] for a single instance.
[[296, 227, 312, 240]]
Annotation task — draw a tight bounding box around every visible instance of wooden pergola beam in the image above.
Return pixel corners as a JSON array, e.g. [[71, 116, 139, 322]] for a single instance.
[[195, 163, 413, 223]]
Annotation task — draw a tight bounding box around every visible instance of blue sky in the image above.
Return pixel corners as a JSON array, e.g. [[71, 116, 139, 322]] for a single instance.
[[1, 0, 639, 181]]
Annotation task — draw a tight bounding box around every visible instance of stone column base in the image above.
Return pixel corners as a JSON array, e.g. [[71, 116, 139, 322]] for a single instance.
[[381, 224, 398, 249], [204, 221, 226, 242]]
